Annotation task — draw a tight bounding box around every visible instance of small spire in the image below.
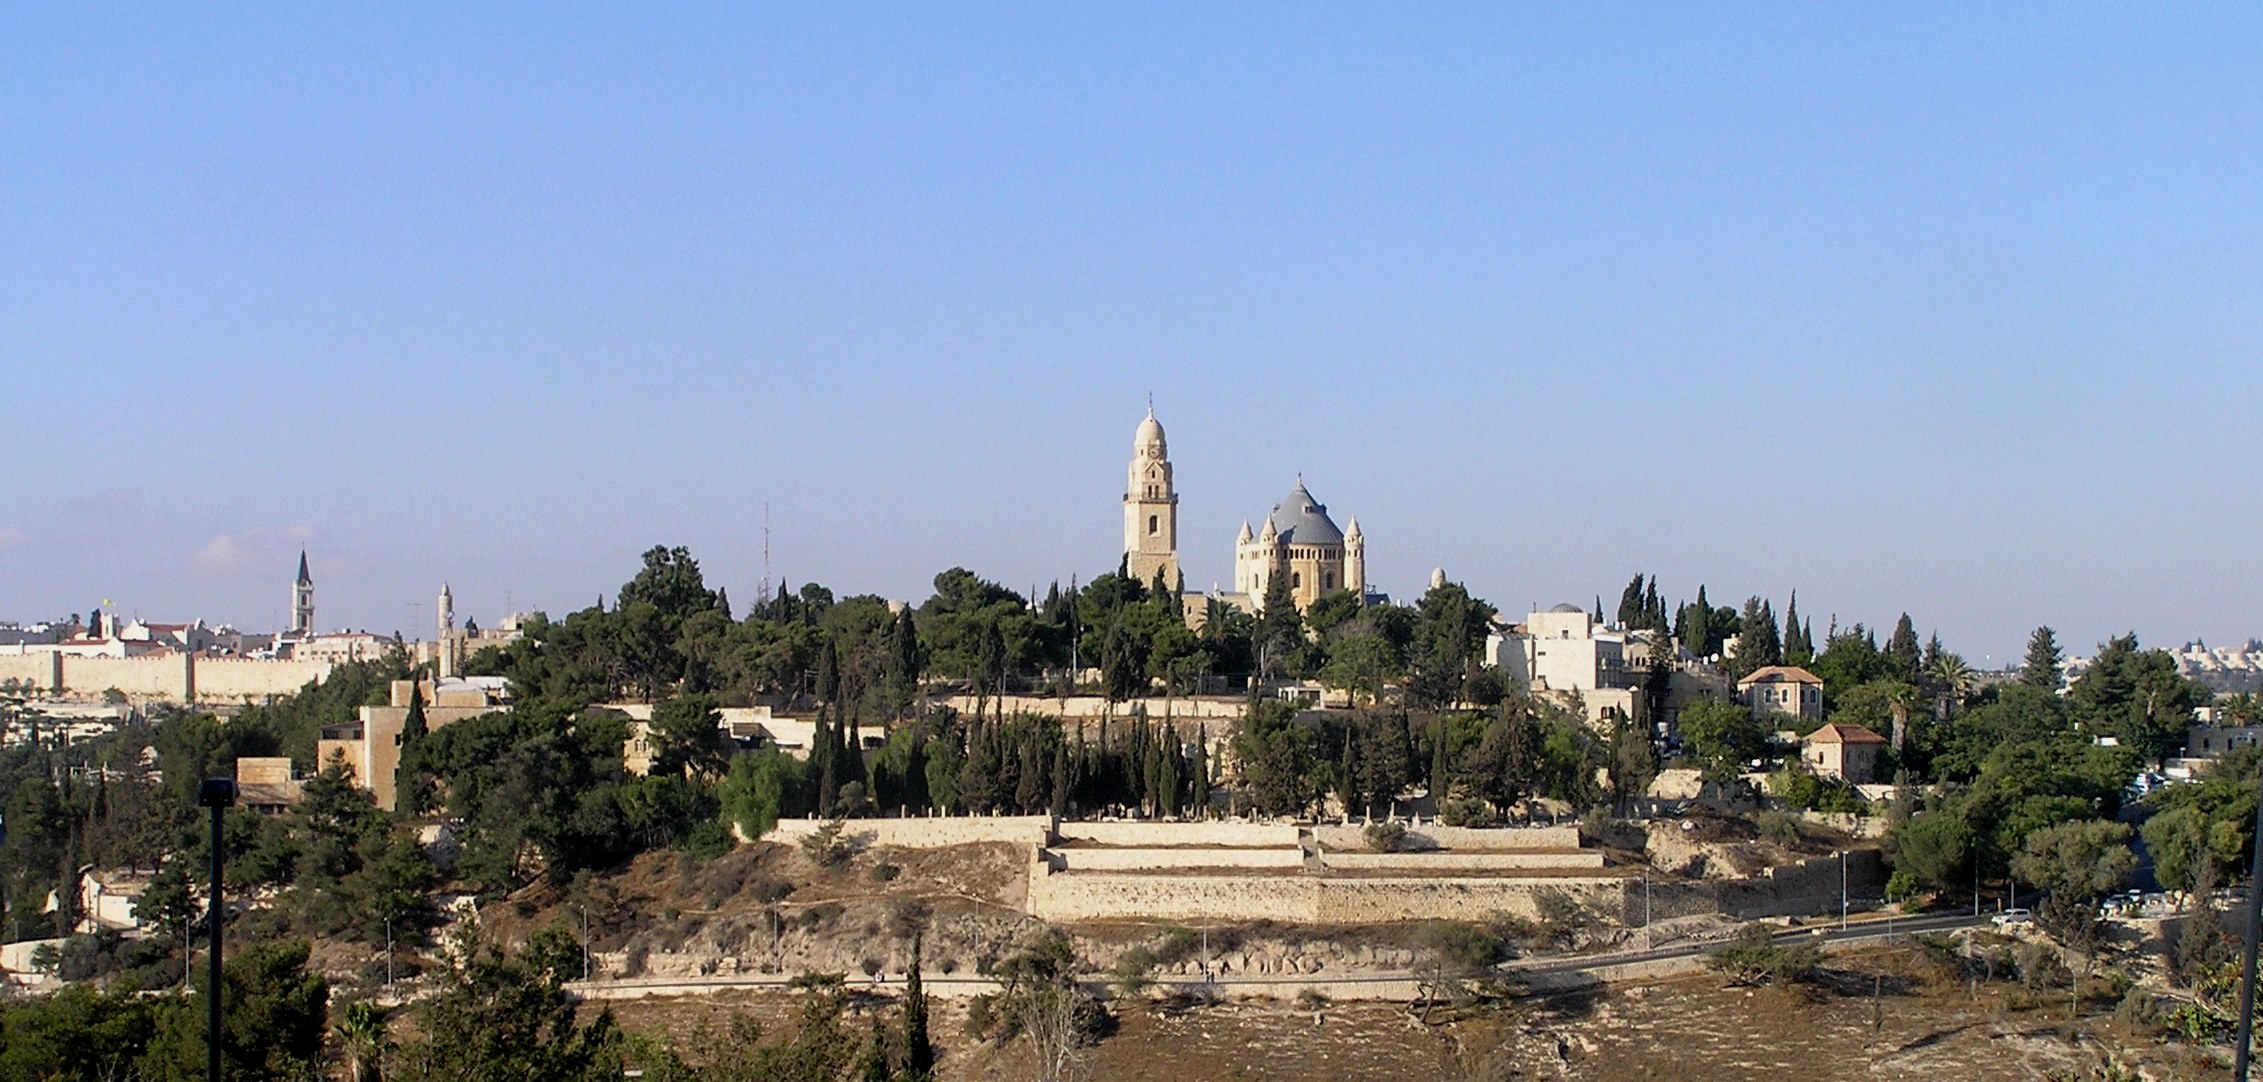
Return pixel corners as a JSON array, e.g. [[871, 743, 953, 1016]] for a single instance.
[[296, 549, 312, 585]]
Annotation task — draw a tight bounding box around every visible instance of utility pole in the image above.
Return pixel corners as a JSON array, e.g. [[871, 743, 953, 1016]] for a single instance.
[[1840, 850, 1848, 931], [197, 778, 237, 1082], [2232, 764, 2263, 1081]]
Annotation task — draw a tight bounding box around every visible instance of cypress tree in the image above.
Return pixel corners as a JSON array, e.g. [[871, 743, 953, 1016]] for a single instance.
[[1885, 613, 1922, 680], [903, 932, 933, 1076], [1616, 574, 1647, 629]]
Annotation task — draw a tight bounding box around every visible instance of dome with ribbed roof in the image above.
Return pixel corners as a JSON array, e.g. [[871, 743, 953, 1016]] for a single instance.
[[1133, 409, 1166, 454], [1266, 479, 1344, 544]]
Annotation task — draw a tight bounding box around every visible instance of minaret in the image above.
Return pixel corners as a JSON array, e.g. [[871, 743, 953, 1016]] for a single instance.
[[437, 583, 458, 679], [290, 551, 315, 636], [1123, 407, 1180, 588], [1344, 517, 1366, 600]]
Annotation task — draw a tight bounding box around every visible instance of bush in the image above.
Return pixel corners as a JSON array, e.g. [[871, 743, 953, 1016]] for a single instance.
[[869, 861, 901, 883], [1438, 797, 1493, 828], [1417, 921, 1504, 975], [1113, 946, 1157, 996], [1885, 869, 1921, 903], [799, 820, 853, 867], [1363, 821, 1408, 852], [1293, 987, 1329, 1011], [1754, 809, 1805, 847], [962, 994, 996, 1039], [1155, 926, 1202, 966], [1706, 924, 1821, 986]]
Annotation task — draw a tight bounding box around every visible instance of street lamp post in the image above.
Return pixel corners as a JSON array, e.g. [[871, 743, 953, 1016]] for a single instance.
[[197, 778, 237, 1082], [1840, 851, 1849, 932]]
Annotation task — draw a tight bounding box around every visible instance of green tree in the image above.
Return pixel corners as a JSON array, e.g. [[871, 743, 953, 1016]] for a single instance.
[[2020, 626, 2064, 690], [1889, 811, 1974, 893], [1677, 698, 1763, 781], [2011, 818, 2136, 901], [648, 694, 728, 779]]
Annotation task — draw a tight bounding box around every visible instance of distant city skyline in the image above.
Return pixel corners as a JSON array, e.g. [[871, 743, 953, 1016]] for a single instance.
[[4, 7, 2258, 664]]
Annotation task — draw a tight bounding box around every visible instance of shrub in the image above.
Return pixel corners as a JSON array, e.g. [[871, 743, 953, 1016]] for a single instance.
[[1754, 809, 1804, 848], [1293, 987, 1330, 1011], [1706, 924, 1820, 986], [1155, 926, 1202, 966], [1417, 921, 1504, 975], [1363, 821, 1408, 852], [1113, 946, 1157, 997], [1439, 797, 1493, 828], [869, 861, 901, 883], [800, 820, 853, 867]]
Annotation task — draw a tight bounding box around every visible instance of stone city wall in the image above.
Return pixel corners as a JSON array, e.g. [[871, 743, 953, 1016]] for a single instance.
[[0, 653, 334, 703], [0, 653, 60, 692], [1055, 821, 1299, 849], [752, 815, 1053, 848], [192, 658, 334, 701], [1050, 847, 1304, 872], [1310, 823, 1582, 852], [61, 654, 193, 700], [1318, 851, 1606, 872]]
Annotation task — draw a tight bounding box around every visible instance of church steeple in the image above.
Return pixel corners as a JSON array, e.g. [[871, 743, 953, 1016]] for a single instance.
[[289, 550, 315, 636], [1124, 408, 1180, 588]]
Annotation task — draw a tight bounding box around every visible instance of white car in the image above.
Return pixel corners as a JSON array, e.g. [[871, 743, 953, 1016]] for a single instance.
[[1991, 908, 2033, 927]]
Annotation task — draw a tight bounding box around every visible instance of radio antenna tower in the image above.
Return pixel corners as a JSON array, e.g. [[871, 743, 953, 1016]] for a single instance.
[[760, 502, 772, 610]]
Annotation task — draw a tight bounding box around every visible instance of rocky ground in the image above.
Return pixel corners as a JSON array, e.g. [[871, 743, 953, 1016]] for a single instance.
[[605, 943, 2230, 1081]]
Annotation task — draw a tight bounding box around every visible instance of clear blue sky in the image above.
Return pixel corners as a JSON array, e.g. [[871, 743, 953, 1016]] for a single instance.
[[4, 6, 2258, 665]]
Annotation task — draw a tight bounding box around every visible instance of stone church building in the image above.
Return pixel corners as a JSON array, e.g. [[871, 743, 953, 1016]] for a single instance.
[[1122, 409, 1367, 616]]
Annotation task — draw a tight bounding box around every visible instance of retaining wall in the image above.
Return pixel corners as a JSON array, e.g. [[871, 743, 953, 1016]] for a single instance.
[[1051, 847, 1303, 871], [1319, 851, 1605, 872], [1311, 824, 1582, 852], [751, 816, 1053, 848], [1027, 866, 1629, 924], [1056, 821, 1299, 848]]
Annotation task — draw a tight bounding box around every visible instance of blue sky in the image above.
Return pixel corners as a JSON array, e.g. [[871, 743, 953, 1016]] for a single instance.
[[3, 6, 2257, 664]]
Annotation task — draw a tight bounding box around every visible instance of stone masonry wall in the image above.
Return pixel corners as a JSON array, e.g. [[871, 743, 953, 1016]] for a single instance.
[[1056, 821, 1299, 848], [1053, 847, 1304, 871], [192, 657, 334, 702], [1310, 824, 1582, 851], [0, 654, 60, 692], [1026, 866, 1630, 924], [62, 655, 192, 700], [752, 816, 1054, 848], [1319, 851, 1605, 872]]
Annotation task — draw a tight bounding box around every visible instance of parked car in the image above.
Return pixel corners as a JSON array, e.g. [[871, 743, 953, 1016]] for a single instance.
[[1992, 908, 2033, 927]]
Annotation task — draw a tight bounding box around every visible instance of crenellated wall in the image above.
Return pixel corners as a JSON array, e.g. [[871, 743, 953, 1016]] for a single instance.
[[62, 654, 193, 700], [0, 653, 60, 692], [191, 657, 332, 701]]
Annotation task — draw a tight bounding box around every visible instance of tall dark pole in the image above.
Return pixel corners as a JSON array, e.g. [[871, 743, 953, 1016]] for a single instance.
[[2234, 767, 2263, 1082], [198, 779, 236, 1082]]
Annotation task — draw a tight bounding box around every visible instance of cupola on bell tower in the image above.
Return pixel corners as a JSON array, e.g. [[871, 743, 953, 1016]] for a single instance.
[[1124, 407, 1180, 589]]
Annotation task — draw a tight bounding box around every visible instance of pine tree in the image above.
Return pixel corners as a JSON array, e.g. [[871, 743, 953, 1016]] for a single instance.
[[1642, 576, 1665, 632], [2021, 626, 2064, 689]]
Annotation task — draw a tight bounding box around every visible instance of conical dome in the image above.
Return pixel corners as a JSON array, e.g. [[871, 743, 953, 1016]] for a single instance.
[[1265, 478, 1344, 544]]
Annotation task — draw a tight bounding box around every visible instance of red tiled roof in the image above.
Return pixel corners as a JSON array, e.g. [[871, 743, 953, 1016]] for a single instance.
[[1806, 722, 1886, 745], [1738, 665, 1823, 688]]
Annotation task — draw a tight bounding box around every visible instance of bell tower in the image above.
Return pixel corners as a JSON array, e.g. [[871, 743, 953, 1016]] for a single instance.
[[1124, 407, 1180, 589], [289, 551, 315, 637]]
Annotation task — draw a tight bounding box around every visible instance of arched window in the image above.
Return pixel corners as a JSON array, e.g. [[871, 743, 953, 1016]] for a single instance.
[[1323, 573, 1334, 591], [1148, 514, 1158, 535], [1291, 572, 1302, 589]]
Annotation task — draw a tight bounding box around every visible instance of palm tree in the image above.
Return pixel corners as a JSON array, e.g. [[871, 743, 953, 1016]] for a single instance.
[[334, 1000, 388, 1082], [1925, 653, 1975, 721]]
